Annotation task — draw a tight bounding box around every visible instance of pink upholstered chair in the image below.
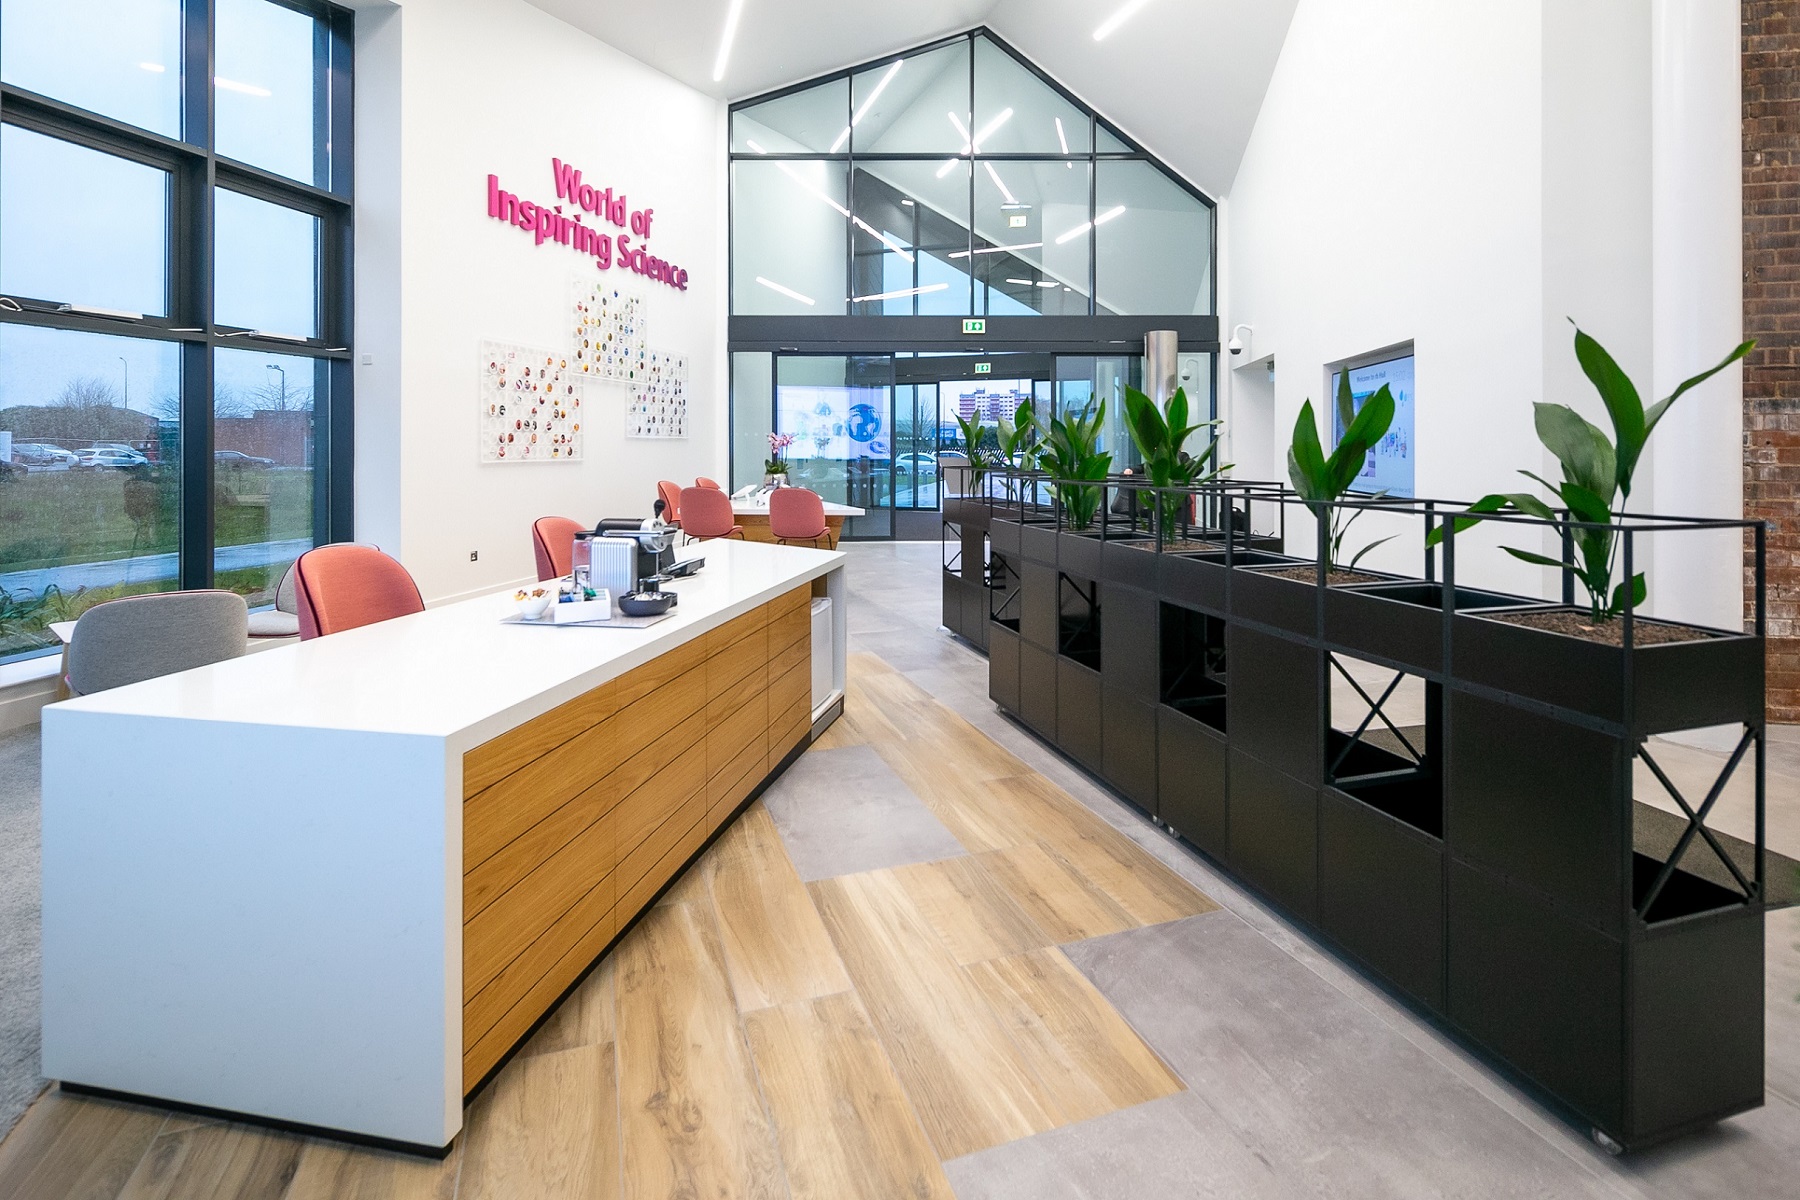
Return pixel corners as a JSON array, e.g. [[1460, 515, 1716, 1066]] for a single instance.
[[695, 476, 722, 490], [293, 544, 426, 639], [656, 480, 683, 527], [532, 516, 584, 581], [769, 487, 836, 549], [679, 486, 744, 540]]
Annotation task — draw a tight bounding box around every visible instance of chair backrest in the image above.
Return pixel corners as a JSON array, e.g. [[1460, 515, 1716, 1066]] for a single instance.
[[67, 590, 248, 695], [293, 544, 425, 639], [768, 486, 828, 540], [656, 480, 683, 526], [695, 476, 722, 490], [274, 561, 300, 614], [532, 515, 585, 581], [679, 486, 737, 539]]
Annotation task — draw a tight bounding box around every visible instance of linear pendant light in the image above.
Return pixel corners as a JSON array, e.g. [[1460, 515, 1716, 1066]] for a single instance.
[[1094, 0, 1154, 42], [712, 0, 746, 82], [832, 59, 903, 153]]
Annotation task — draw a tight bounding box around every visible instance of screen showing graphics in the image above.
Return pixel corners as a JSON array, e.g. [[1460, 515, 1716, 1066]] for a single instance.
[[1331, 354, 1415, 499], [775, 385, 889, 460]]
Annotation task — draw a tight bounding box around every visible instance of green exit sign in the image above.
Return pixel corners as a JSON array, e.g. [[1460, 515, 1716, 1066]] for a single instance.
[[974, 362, 992, 374], [961, 318, 986, 335]]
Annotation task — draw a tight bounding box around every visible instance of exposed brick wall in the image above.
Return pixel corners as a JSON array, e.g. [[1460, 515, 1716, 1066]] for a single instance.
[[1744, 1, 1800, 721]]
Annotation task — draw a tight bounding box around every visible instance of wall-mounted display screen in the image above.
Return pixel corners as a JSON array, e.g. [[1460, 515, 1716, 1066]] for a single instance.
[[776, 384, 890, 460], [1332, 353, 1414, 499]]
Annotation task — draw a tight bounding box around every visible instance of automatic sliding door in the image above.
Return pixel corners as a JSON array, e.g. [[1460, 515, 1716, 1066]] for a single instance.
[[772, 353, 896, 539]]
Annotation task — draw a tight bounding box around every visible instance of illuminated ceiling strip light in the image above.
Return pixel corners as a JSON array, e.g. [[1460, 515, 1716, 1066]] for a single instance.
[[215, 77, 271, 97], [948, 241, 1043, 259], [971, 107, 1014, 150], [756, 276, 815, 305], [853, 216, 915, 263], [937, 112, 973, 178], [851, 283, 950, 303], [139, 62, 166, 73], [1055, 117, 1069, 154], [744, 138, 766, 153], [983, 161, 1016, 204], [1004, 277, 1065, 289], [1053, 204, 1126, 244], [712, 0, 746, 82], [1094, 0, 1154, 42], [1004, 278, 1034, 286], [1037, 280, 1059, 288], [831, 59, 904, 152], [773, 161, 849, 216]]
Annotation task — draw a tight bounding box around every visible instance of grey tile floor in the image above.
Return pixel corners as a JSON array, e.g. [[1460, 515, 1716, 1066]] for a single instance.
[[838, 540, 1800, 1198]]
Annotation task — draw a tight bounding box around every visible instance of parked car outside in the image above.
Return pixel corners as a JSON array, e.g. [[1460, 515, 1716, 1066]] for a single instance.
[[12, 443, 79, 470], [897, 452, 939, 479], [76, 448, 151, 470], [214, 449, 275, 469]]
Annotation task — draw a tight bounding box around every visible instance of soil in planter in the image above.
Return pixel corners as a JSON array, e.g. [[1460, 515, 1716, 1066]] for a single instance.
[[1488, 608, 1716, 647], [1261, 566, 1387, 586], [1119, 538, 1223, 553]]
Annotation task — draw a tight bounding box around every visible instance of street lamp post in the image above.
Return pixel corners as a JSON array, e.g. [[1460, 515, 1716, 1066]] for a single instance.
[[118, 356, 128, 409], [266, 364, 286, 410]]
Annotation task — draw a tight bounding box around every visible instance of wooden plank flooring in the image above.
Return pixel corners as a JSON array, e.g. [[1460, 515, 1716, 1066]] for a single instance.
[[0, 652, 1216, 1199]]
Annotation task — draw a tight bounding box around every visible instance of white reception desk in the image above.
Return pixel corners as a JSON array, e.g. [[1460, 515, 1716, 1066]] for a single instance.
[[41, 540, 847, 1150]]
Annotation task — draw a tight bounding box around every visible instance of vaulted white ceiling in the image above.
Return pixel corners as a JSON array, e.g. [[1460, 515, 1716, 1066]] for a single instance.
[[523, 0, 1298, 197]]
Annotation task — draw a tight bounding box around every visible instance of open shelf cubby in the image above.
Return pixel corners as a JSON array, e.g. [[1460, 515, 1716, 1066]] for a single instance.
[[1160, 602, 1227, 734], [1326, 654, 1443, 840], [988, 551, 1021, 632], [1058, 573, 1102, 671]]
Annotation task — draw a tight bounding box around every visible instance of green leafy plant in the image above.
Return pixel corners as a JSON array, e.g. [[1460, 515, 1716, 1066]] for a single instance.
[[1122, 385, 1229, 541], [1033, 400, 1113, 529], [1427, 323, 1752, 622], [1287, 371, 1397, 571], [995, 399, 1037, 467], [953, 411, 992, 493]]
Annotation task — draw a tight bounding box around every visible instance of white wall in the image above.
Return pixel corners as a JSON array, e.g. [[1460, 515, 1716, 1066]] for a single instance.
[[1223, 0, 1742, 614], [354, 0, 727, 603]]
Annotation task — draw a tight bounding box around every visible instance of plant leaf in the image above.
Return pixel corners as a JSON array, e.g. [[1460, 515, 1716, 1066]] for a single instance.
[[1532, 403, 1616, 504], [1334, 368, 1355, 435], [1609, 572, 1648, 615], [1326, 384, 1395, 495], [1502, 546, 1575, 570], [1288, 399, 1330, 502], [1570, 323, 1643, 495], [1424, 492, 1514, 547], [1347, 534, 1397, 571], [1643, 340, 1756, 442]]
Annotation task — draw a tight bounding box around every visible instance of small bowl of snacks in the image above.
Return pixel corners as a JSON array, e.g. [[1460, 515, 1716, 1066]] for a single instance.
[[513, 586, 553, 620]]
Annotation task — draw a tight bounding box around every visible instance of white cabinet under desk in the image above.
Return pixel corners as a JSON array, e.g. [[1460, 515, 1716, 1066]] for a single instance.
[[39, 540, 848, 1152]]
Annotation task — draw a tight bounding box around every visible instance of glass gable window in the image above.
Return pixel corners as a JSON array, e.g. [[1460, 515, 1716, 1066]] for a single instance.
[[0, 0, 353, 666], [728, 30, 1213, 320]]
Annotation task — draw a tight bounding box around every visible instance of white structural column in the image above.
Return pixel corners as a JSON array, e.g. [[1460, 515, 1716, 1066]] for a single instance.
[[1650, 0, 1746, 631]]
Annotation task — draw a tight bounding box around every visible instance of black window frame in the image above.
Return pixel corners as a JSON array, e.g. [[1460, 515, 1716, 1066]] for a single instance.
[[0, 0, 355, 604]]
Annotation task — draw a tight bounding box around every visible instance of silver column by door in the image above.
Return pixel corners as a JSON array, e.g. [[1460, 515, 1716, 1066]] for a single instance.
[[1145, 330, 1179, 404]]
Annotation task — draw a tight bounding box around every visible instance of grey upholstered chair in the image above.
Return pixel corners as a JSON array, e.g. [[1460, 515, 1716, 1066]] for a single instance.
[[246, 563, 301, 638], [66, 590, 249, 696]]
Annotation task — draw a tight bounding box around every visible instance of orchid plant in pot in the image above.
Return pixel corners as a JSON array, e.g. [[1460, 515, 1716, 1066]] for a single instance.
[[764, 432, 795, 487]]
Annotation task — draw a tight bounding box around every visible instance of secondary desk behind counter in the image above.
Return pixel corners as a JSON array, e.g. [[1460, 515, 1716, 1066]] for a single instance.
[[40, 539, 847, 1151]]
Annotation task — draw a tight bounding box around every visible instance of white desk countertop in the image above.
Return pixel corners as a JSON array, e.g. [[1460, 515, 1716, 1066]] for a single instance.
[[731, 495, 865, 517], [49, 539, 843, 751]]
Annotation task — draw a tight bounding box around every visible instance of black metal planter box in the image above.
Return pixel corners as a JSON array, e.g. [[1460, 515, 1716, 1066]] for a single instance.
[[983, 511, 1767, 1152]]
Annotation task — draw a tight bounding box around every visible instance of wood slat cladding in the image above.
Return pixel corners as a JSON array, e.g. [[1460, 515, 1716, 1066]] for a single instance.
[[459, 587, 815, 1091]]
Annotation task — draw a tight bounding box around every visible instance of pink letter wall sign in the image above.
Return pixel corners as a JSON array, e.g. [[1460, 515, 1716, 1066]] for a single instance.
[[485, 158, 691, 291]]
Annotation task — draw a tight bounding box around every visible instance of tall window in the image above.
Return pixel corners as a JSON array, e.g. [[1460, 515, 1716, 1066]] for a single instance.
[[729, 30, 1215, 320], [0, 0, 353, 665]]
